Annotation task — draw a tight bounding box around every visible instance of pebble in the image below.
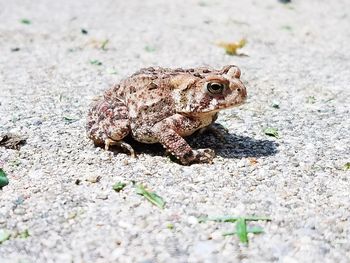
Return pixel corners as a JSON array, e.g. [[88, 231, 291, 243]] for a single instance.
[[85, 175, 101, 183], [96, 194, 108, 200]]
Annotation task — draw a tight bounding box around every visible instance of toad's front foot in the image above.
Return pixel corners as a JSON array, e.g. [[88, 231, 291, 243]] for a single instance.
[[152, 114, 217, 165], [190, 148, 215, 164], [105, 138, 136, 158], [165, 148, 215, 165]]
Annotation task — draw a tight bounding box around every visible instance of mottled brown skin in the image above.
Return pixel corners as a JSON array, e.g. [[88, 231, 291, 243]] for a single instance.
[[87, 65, 247, 165]]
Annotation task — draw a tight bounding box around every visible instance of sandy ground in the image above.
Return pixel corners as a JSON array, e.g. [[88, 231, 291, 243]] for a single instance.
[[0, 0, 349, 262]]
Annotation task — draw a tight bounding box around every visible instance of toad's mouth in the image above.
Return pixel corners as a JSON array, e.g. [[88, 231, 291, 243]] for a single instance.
[[208, 98, 247, 112], [182, 100, 246, 116]]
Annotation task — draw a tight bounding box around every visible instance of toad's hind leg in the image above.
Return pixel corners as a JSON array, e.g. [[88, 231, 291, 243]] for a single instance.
[[87, 99, 134, 157]]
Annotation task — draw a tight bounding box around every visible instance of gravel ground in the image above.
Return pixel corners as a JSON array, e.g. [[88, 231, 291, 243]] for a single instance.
[[0, 0, 349, 262]]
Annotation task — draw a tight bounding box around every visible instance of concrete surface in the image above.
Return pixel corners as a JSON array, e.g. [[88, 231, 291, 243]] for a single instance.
[[0, 0, 349, 262]]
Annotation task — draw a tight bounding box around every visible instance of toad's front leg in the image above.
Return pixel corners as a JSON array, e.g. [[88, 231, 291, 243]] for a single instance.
[[151, 114, 215, 165]]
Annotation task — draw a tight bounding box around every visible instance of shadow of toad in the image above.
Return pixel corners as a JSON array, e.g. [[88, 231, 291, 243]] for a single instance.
[[189, 126, 279, 159], [115, 123, 278, 161]]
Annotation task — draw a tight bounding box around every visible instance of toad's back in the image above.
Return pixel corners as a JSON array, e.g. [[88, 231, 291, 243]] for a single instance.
[[104, 66, 231, 102]]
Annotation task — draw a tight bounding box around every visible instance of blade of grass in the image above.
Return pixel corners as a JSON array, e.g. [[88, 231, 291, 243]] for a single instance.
[[223, 231, 236, 236], [135, 184, 165, 209], [63, 116, 79, 123], [247, 226, 264, 234], [236, 218, 248, 243], [199, 215, 271, 223]]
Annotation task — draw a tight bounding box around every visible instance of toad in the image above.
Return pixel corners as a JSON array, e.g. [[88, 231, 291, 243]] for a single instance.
[[87, 65, 247, 165]]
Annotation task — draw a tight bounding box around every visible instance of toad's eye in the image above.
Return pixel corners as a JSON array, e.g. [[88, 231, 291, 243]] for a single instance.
[[207, 82, 224, 94]]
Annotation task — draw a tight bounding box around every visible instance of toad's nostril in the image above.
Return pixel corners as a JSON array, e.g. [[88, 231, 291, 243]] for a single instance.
[[237, 88, 241, 92]]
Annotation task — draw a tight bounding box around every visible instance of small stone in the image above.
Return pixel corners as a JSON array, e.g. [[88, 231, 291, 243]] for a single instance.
[[85, 175, 101, 183], [96, 193, 108, 200], [75, 179, 81, 185], [13, 208, 26, 215], [187, 216, 198, 225], [33, 119, 43, 126], [282, 256, 299, 263]]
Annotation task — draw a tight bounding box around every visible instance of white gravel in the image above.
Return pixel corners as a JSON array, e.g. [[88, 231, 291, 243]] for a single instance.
[[0, 0, 349, 262]]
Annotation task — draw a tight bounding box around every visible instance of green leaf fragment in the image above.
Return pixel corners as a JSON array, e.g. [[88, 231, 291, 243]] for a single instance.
[[0, 230, 10, 244], [106, 68, 118, 75], [281, 25, 292, 31], [101, 39, 109, 50], [271, 101, 280, 109], [0, 169, 9, 189], [306, 96, 316, 104], [90, 60, 102, 66], [263, 127, 279, 138], [136, 184, 165, 209], [20, 19, 31, 25], [166, 223, 174, 230], [113, 182, 127, 192], [344, 162, 350, 170], [236, 218, 248, 243], [19, 229, 30, 239], [63, 116, 79, 123], [217, 39, 247, 55], [144, 46, 156, 52]]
